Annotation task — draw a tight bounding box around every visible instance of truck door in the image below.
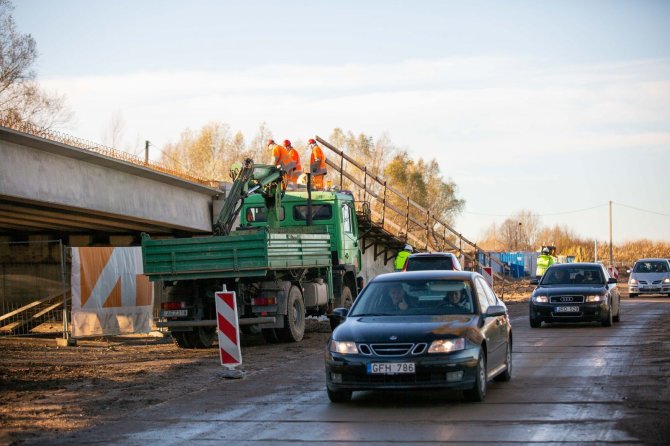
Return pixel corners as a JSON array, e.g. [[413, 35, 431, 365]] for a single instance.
[[340, 202, 360, 271]]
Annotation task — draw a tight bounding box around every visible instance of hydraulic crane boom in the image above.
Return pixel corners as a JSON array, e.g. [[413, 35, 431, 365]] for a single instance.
[[212, 158, 285, 236]]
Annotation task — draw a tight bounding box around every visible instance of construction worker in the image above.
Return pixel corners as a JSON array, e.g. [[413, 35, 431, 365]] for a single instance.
[[307, 139, 327, 190], [268, 139, 294, 174], [394, 244, 413, 271], [283, 139, 302, 185], [536, 247, 555, 278]]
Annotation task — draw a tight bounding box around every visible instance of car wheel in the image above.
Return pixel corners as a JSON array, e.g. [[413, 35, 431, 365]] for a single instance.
[[279, 286, 305, 342], [529, 317, 541, 328], [613, 303, 621, 323], [602, 306, 613, 327], [629, 293, 637, 298], [493, 340, 512, 382], [327, 388, 352, 403], [464, 352, 487, 402]]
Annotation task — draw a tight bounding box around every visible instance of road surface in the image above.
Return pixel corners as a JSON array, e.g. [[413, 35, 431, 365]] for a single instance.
[[35, 297, 670, 445]]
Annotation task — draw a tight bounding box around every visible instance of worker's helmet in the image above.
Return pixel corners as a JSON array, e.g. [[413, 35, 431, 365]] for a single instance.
[[404, 244, 413, 252], [267, 139, 275, 146], [283, 139, 291, 148], [308, 138, 316, 145], [542, 247, 550, 254]]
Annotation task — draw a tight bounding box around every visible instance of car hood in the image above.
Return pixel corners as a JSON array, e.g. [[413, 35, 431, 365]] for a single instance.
[[630, 272, 669, 282], [533, 285, 608, 297], [334, 315, 484, 344]]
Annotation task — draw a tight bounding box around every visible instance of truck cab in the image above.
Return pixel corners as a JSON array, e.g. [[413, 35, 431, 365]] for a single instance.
[[241, 190, 361, 306]]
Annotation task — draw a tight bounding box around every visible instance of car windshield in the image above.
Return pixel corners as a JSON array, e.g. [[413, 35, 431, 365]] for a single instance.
[[541, 266, 605, 285], [634, 261, 669, 273], [405, 257, 454, 271], [348, 279, 475, 316]]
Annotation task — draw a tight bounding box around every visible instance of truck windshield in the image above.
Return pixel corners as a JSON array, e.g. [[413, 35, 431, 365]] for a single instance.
[[293, 204, 332, 221]]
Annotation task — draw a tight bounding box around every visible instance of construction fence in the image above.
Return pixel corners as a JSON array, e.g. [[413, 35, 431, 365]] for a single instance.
[[0, 239, 69, 337]]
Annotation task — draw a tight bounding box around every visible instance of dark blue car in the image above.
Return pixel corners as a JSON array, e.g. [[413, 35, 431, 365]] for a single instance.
[[325, 271, 512, 403]]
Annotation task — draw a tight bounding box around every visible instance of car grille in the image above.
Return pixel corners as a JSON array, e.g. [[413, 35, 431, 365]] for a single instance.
[[549, 295, 584, 304], [638, 280, 662, 285], [358, 343, 427, 356]]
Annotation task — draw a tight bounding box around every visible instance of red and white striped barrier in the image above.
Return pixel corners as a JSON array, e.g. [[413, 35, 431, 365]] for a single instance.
[[215, 289, 242, 367], [482, 266, 494, 287]]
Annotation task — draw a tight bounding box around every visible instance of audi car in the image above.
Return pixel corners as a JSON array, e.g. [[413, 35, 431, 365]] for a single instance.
[[325, 271, 512, 403], [627, 258, 670, 297], [529, 263, 621, 327]]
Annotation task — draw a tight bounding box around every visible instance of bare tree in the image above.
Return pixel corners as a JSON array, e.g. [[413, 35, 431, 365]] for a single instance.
[[102, 111, 125, 149], [0, 0, 71, 128]]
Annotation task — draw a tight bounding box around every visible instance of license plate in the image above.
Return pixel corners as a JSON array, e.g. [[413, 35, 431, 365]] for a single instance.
[[162, 309, 188, 317], [367, 362, 415, 375], [555, 306, 579, 313]]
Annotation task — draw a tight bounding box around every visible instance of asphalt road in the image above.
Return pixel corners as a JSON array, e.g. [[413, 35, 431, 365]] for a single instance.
[[46, 296, 670, 445]]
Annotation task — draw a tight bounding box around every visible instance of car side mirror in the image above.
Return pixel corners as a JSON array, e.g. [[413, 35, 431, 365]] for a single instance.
[[530, 278, 540, 285], [608, 277, 617, 284], [484, 305, 506, 318], [328, 307, 349, 329]]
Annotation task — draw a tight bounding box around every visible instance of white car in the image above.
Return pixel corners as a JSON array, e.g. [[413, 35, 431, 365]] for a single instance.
[[628, 258, 670, 298]]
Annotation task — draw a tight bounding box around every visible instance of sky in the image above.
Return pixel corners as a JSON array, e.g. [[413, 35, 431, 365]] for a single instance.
[[13, 0, 670, 243]]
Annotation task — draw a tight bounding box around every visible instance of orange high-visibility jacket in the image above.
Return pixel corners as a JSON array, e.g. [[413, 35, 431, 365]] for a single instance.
[[310, 144, 326, 173], [271, 144, 293, 169], [288, 147, 302, 172]]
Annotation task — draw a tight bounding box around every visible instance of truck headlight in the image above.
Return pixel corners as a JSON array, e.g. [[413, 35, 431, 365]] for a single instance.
[[586, 295, 603, 302], [533, 295, 548, 303], [428, 338, 465, 353], [329, 340, 358, 354]]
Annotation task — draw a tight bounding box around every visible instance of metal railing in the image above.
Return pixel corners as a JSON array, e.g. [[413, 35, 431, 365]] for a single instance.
[[316, 136, 510, 282]]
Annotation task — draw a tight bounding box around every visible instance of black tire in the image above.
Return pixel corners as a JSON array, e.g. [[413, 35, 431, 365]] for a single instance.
[[261, 328, 280, 343], [529, 317, 541, 328], [613, 302, 621, 323], [494, 341, 512, 382], [464, 352, 487, 402], [172, 331, 193, 348], [629, 293, 637, 298], [602, 305, 613, 327], [327, 388, 352, 403], [279, 286, 305, 342], [336, 286, 354, 309], [191, 327, 216, 348]]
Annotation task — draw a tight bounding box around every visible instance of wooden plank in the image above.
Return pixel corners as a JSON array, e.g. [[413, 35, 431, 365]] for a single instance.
[[32, 296, 69, 319], [0, 291, 65, 323]]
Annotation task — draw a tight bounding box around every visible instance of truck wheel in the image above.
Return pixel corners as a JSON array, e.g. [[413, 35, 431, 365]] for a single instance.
[[262, 328, 280, 343], [279, 286, 305, 342], [191, 327, 216, 348], [172, 331, 194, 348], [336, 286, 353, 309]]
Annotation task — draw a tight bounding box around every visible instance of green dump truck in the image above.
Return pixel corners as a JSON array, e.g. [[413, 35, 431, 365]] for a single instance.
[[141, 160, 362, 348]]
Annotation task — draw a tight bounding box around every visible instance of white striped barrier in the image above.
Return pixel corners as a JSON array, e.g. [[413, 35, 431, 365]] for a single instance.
[[215, 288, 242, 369]]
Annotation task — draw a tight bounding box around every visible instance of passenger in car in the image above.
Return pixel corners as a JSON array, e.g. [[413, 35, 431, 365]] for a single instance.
[[381, 286, 412, 312], [441, 290, 473, 313]]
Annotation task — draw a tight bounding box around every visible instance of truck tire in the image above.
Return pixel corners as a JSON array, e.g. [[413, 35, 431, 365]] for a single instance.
[[262, 328, 280, 343], [173, 332, 194, 348], [279, 286, 305, 342], [336, 286, 353, 309], [191, 327, 216, 348]]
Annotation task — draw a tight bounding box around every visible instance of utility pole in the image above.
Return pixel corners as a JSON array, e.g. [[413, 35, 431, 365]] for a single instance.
[[145, 140, 150, 164], [609, 200, 613, 268]]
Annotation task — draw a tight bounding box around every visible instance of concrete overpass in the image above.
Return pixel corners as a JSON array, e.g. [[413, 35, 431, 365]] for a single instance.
[[0, 124, 223, 243]]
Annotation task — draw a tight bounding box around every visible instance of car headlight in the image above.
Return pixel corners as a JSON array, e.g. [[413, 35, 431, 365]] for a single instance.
[[428, 338, 465, 354], [629, 278, 638, 285], [329, 340, 358, 354], [663, 278, 670, 284], [533, 295, 548, 303], [586, 295, 603, 302]]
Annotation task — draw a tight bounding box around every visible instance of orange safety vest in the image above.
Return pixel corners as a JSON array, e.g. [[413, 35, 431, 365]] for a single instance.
[[310, 144, 326, 174], [288, 147, 302, 172], [271, 144, 293, 169]]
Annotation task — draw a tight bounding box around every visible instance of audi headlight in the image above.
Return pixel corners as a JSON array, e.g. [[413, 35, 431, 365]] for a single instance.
[[329, 340, 358, 354], [428, 338, 465, 354], [586, 295, 603, 302], [533, 295, 548, 303], [629, 278, 638, 285]]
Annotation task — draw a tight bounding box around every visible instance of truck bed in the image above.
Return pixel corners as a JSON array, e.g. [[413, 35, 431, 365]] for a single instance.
[[141, 227, 332, 281]]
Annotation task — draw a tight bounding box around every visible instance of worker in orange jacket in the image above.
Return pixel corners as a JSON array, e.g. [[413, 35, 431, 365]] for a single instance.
[[308, 138, 327, 190], [268, 139, 295, 179], [283, 139, 302, 185]]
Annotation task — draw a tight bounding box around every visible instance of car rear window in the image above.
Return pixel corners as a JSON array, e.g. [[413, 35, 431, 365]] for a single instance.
[[406, 257, 454, 271]]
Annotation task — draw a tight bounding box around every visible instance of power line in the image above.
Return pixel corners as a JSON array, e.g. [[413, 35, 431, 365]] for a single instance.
[[464, 203, 608, 218], [614, 202, 670, 217]]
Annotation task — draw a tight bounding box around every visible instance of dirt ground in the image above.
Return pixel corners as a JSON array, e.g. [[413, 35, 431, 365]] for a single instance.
[[0, 318, 333, 446]]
